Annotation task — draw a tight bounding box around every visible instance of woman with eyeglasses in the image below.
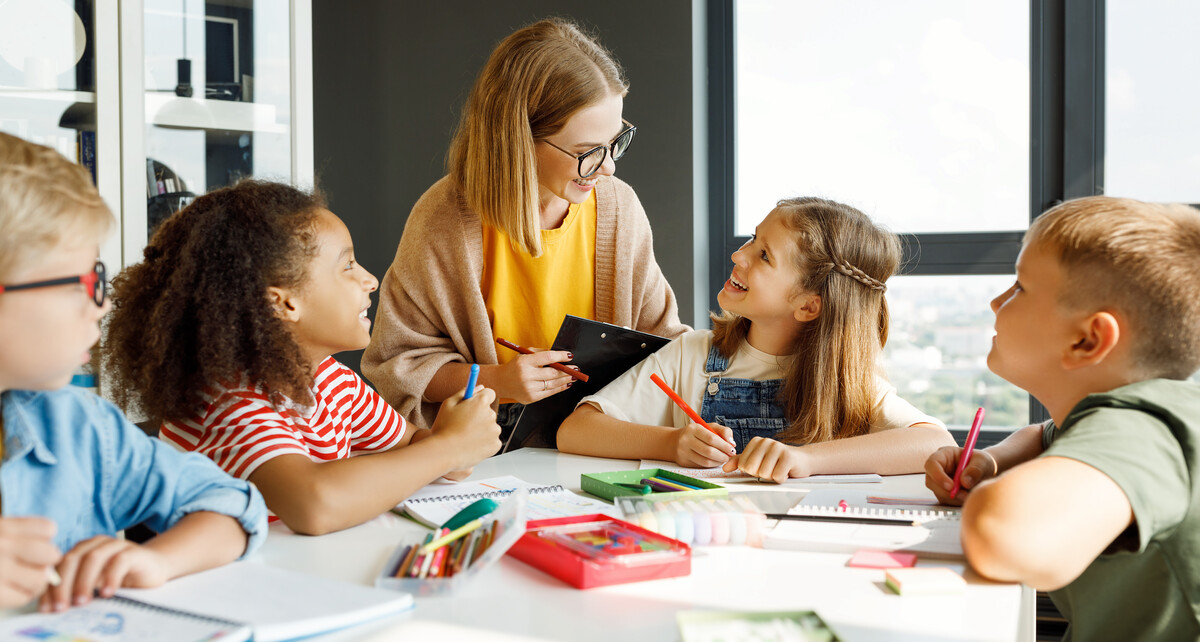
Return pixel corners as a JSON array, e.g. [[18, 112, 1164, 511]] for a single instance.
[[363, 17, 689, 447]]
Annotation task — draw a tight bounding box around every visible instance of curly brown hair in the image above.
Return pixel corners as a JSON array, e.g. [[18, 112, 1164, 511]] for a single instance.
[[103, 179, 325, 423]]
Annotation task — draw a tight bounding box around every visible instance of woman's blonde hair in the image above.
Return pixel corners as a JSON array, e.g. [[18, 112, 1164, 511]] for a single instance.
[[711, 197, 901, 444], [448, 17, 627, 257], [0, 133, 113, 280]]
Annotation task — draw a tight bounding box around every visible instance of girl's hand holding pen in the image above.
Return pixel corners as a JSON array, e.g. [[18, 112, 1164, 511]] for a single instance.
[[924, 446, 999, 506], [429, 385, 502, 470], [673, 422, 737, 468]]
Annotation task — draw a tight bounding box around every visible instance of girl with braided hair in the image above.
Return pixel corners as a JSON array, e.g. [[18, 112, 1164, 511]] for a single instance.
[[558, 197, 954, 481]]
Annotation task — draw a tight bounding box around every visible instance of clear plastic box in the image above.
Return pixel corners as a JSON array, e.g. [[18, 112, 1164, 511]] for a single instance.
[[614, 494, 766, 547], [375, 489, 528, 596]]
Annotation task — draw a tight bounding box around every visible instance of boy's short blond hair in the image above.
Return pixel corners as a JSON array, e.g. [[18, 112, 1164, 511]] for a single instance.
[[1026, 195, 1200, 380], [0, 132, 113, 281]]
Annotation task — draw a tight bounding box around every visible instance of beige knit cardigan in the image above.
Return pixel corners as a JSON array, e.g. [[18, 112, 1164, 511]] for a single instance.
[[362, 175, 691, 429]]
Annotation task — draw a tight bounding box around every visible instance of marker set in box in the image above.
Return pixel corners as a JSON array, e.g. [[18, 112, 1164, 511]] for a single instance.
[[507, 515, 691, 589], [615, 495, 767, 547]]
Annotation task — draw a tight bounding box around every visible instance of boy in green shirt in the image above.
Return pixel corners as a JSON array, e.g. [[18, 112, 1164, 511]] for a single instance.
[[924, 196, 1200, 640]]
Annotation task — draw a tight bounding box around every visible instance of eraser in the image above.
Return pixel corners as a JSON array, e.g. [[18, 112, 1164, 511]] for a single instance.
[[847, 549, 918, 569]]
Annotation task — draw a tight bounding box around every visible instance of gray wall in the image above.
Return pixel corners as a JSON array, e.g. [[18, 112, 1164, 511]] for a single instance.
[[312, 1, 706, 373]]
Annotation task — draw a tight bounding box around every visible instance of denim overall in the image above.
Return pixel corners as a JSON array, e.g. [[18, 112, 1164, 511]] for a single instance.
[[698, 343, 787, 451]]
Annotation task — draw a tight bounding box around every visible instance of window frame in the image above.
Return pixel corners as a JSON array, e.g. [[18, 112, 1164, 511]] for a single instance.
[[708, 0, 1119, 441]]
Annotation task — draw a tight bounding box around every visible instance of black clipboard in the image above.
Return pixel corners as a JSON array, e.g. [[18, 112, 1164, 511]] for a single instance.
[[503, 315, 671, 452]]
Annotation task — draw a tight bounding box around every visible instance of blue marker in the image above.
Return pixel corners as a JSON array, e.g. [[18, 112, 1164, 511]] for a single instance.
[[463, 364, 480, 399]]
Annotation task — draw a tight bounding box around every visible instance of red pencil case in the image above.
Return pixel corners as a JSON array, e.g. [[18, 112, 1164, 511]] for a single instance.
[[507, 514, 691, 589]]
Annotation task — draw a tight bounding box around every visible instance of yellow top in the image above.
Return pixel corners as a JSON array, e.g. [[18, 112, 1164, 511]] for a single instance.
[[481, 190, 597, 366]]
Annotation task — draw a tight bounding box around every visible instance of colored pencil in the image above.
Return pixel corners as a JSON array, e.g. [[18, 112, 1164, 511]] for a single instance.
[[495, 338, 590, 383], [641, 477, 685, 493], [421, 518, 485, 555], [765, 513, 920, 527]]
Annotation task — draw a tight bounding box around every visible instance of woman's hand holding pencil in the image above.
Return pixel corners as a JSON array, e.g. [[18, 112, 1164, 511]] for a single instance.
[[492, 338, 585, 404]]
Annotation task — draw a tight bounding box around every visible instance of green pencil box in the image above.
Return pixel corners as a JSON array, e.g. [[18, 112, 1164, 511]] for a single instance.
[[582, 469, 727, 502]]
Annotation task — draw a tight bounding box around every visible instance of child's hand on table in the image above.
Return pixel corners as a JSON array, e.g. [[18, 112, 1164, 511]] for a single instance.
[[722, 437, 809, 483], [39, 536, 170, 613], [672, 422, 736, 468], [924, 445, 998, 505], [0, 516, 61, 608]]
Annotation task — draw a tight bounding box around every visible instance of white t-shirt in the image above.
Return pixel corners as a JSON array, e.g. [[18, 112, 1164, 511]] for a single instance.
[[579, 330, 943, 436]]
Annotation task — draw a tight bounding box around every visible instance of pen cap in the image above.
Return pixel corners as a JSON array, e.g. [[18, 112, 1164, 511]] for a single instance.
[[441, 498, 499, 531]]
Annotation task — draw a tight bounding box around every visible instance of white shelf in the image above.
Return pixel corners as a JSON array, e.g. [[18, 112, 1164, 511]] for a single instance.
[[145, 93, 285, 133], [0, 88, 95, 103]]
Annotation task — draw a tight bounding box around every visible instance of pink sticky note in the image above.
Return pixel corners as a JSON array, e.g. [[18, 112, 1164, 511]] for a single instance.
[[847, 549, 918, 569]]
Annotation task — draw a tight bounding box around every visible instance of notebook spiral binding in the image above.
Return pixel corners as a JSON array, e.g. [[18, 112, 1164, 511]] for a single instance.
[[791, 506, 962, 521], [407, 485, 567, 504], [108, 595, 246, 628]]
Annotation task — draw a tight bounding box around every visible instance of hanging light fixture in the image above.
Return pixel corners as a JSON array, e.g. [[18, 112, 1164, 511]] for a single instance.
[[152, 0, 212, 129]]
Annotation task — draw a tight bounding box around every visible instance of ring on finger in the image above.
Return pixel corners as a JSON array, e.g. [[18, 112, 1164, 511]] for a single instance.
[[542, 379, 549, 391]]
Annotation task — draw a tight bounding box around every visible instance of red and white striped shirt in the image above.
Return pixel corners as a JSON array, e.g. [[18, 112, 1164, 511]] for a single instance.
[[161, 357, 406, 480]]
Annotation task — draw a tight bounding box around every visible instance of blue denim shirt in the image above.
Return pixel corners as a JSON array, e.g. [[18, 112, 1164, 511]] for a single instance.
[[0, 387, 267, 557]]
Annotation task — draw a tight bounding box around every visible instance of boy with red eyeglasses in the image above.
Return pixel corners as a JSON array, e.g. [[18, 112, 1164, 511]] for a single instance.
[[0, 132, 266, 612]]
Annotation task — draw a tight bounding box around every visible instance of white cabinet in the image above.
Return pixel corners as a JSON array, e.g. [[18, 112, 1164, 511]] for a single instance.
[[0, 0, 312, 272]]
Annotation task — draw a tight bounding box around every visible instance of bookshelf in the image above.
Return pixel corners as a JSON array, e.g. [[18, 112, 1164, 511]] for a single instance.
[[0, 0, 313, 274]]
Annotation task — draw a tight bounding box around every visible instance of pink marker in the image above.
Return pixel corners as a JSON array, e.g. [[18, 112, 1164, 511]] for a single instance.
[[950, 407, 986, 499], [838, 500, 848, 513]]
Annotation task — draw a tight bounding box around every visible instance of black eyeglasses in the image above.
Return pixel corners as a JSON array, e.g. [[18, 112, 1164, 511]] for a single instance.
[[542, 119, 637, 179], [0, 260, 107, 307]]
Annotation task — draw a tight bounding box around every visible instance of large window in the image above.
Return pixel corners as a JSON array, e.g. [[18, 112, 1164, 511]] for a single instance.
[[715, 1, 1199, 432], [727, 1, 1033, 432], [735, 1, 1029, 236], [883, 276, 1026, 430], [1105, 0, 1200, 204]]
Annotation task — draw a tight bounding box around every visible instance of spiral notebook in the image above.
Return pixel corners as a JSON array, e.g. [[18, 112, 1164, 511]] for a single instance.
[[0, 562, 413, 642], [0, 595, 250, 641], [763, 489, 964, 559], [399, 475, 618, 528]]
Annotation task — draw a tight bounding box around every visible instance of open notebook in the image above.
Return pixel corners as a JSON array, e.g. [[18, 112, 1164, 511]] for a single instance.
[[0, 562, 413, 642], [763, 488, 964, 559], [398, 475, 617, 528]]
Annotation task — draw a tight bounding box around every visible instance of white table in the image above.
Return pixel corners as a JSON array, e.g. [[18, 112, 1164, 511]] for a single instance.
[[255, 449, 1034, 641]]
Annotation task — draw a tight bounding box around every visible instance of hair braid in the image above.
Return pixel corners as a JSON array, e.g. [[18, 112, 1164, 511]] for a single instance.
[[829, 259, 887, 292]]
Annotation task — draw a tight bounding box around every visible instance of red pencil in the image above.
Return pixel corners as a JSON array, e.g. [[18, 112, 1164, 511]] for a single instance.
[[495, 338, 590, 383], [649, 373, 734, 448]]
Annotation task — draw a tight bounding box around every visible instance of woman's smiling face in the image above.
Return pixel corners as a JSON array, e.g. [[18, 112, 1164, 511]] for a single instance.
[[535, 93, 624, 209]]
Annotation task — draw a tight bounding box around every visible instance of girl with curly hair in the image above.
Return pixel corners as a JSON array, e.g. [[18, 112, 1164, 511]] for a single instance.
[[558, 198, 954, 481], [104, 180, 500, 535]]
